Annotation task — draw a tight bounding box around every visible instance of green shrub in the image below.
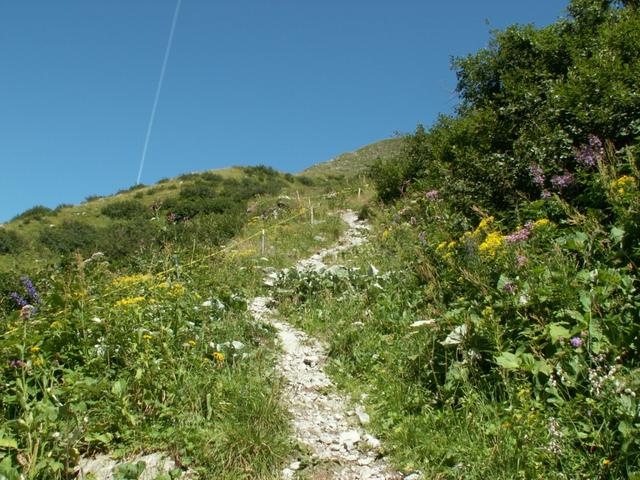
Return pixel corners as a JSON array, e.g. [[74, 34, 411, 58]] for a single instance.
[[39, 221, 100, 255], [101, 200, 148, 220], [12, 205, 55, 222], [296, 175, 314, 186], [0, 229, 27, 255]]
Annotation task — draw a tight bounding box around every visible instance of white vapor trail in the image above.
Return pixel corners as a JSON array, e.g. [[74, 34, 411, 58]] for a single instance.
[[136, 0, 182, 185]]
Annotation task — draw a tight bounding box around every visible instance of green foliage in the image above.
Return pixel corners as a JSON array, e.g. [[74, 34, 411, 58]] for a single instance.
[[373, 1, 640, 216], [0, 230, 27, 255], [101, 200, 148, 220], [39, 221, 100, 255], [12, 206, 55, 223]]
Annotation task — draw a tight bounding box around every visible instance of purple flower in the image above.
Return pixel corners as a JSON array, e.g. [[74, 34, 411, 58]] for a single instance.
[[505, 227, 530, 243], [540, 190, 552, 199], [576, 135, 604, 168], [418, 231, 427, 244], [570, 336, 583, 348], [517, 255, 528, 267], [529, 164, 545, 187], [20, 276, 40, 304], [550, 173, 575, 191], [425, 190, 439, 201], [9, 359, 26, 368], [10, 292, 28, 308], [503, 281, 517, 294], [20, 305, 35, 320]]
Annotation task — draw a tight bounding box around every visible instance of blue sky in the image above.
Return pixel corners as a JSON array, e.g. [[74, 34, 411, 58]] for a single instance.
[[0, 1, 567, 222]]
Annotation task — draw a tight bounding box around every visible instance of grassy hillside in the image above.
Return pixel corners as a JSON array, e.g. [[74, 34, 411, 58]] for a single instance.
[[0, 158, 372, 479], [301, 137, 404, 180]]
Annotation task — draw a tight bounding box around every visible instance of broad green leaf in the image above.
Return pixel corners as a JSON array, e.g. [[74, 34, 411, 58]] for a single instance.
[[610, 226, 625, 244], [495, 352, 521, 369], [0, 438, 17, 449], [548, 323, 571, 343], [579, 291, 592, 312]]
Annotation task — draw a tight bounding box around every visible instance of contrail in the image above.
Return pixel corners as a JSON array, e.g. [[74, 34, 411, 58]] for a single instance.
[[136, 0, 182, 185]]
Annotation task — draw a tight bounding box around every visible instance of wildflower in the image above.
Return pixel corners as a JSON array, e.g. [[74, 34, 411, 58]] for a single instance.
[[529, 164, 545, 187], [20, 276, 40, 304], [50, 321, 63, 329], [32, 358, 44, 367], [479, 232, 504, 257], [111, 274, 152, 288], [550, 173, 575, 191], [570, 336, 583, 348], [9, 359, 26, 368], [547, 417, 563, 455], [382, 229, 390, 239], [476, 216, 495, 231], [540, 190, 552, 199], [213, 351, 225, 362], [447, 241, 457, 250], [611, 175, 636, 191], [516, 255, 528, 267], [502, 281, 517, 294], [114, 296, 145, 307], [143, 334, 153, 341], [576, 135, 604, 167], [418, 231, 427, 244], [505, 227, 530, 243], [10, 292, 28, 308], [533, 218, 550, 228], [436, 241, 447, 251], [425, 190, 439, 201], [29, 346, 41, 353], [602, 459, 611, 466], [20, 305, 35, 320]]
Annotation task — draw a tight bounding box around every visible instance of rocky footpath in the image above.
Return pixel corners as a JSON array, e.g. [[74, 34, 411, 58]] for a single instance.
[[250, 211, 400, 480]]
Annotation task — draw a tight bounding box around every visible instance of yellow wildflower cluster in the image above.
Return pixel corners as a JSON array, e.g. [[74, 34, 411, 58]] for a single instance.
[[611, 175, 636, 194], [436, 240, 457, 258], [112, 274, 153, 288], [213, 351, 225, 362], [533, 218, 551, 228], [463, 216, 495, 241], [479, 231, 504, 257], [114, 296, 145, 307], [382, 229, 391, 239]]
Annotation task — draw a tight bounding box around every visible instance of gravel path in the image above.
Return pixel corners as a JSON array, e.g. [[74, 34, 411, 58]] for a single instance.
[[249, 211, 400, 480]]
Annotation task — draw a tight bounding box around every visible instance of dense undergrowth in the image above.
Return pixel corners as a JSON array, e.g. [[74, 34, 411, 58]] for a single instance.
[[275, 1, 640, 479]]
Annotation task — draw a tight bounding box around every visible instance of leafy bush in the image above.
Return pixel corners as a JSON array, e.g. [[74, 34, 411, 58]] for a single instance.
[[0, 230, 27, 255], [101, 200, 148, 220], [39, 221, 100, 255], [12, 205, 55, 222]]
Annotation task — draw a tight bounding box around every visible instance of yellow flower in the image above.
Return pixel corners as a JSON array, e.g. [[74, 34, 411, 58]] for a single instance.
[[479, 231, 504, 257], [533, 218, 550, 228], [213, 352, 225, 362], [143, 334, 153, 341], [32, 358, 44, 367], [111, 274, 152, 288], [382, 229, 390, 239], [611, 175, 636, 189], [30, 346, 41, 353], [447, 241, 457, 250], [436, 241, 447, 251], [170, 283, 186, 296], [114, 296, 145, 307], [50, 321, 63, 330], [602, 459, 611, 466], [618, 188, 625, 194], [188, 340, 197, 347]]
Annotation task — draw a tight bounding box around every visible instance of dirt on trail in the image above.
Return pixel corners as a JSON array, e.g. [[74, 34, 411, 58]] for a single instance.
[[250, 210, 401, 480]]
